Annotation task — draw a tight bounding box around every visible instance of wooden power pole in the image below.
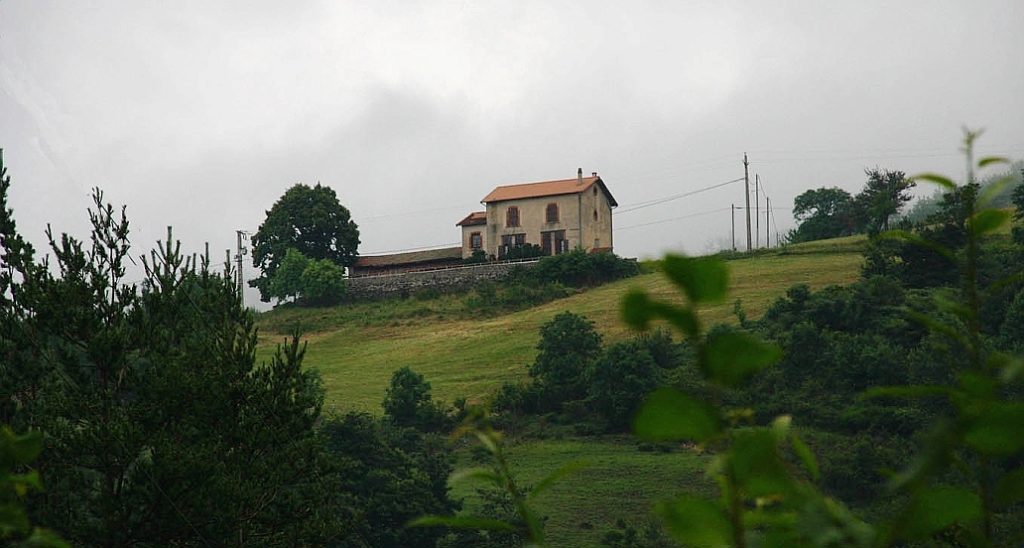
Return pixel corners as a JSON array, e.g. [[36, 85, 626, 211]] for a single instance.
[[755, 174, 760, 248], [731, 204, 736, 251], [235, 230, 248, 308], [766, 196, 771, 248], [744, 153, 752, 251]]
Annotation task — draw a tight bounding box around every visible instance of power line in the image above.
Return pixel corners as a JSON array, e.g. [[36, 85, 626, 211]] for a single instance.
[[614, 177, 745, 215], [617, 207, 731, 231]]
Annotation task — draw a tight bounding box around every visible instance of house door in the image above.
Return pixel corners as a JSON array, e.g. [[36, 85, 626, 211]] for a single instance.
[[541, 230, 566, 256]]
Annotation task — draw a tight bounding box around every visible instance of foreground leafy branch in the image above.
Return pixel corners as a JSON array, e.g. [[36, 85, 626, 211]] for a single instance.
[[622, 256, 872, 547], [410, 409, 584, 547], [865, 130, 1024, 546]]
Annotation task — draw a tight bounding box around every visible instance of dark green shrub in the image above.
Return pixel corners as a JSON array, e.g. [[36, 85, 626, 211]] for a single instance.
[[321, 413, 457, 548], [586, 340, 661, 430], [503, 243, 544, 260], [529, 312, 603, 411], [527, 249, 639, 287], [382, 367, 453, 432]]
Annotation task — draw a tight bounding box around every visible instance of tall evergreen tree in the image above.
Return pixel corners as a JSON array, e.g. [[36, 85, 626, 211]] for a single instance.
[[0, 166, 340, 544]]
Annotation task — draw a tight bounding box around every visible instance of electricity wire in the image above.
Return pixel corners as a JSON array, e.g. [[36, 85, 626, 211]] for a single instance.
[[617, 207, 731, 231], [614, 177, 745, 214]]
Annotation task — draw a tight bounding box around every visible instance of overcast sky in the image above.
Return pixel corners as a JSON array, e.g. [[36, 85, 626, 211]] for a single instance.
[[2, 1, 1023, 306]]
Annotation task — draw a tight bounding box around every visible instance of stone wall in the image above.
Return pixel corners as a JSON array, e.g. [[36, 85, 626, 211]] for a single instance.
[[346, 259, 539, 300]]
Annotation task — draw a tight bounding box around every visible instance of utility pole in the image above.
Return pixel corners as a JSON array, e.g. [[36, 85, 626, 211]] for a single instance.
[[235, 230, 248, 308], [744, 153, 751, 251], [766, 197, 771, 248], [731, 203, 736, 251], [755, 174, 760, 248]]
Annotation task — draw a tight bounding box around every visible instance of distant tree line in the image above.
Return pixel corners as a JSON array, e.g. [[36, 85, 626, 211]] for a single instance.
[[788, 167, 917, 243]]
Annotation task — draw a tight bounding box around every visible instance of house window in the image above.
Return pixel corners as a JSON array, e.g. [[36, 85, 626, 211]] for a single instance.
[[593, 209, 598, 221], [593, 187, 598, 196], [499, 233, 526, 258], [542, 230, 567, 255], [545, 203, 559, 223], [470, 232, 482, 250], [506, 206, 520, 227]]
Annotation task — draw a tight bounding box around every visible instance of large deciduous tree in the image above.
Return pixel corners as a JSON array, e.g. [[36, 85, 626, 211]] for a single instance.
[[790, 187, 860, 243], [856, 168, 915, 234], [251, 183, 359, 302]]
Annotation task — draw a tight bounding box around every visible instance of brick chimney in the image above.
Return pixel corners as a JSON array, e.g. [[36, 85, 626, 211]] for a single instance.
[[577, 167, 583, 185]]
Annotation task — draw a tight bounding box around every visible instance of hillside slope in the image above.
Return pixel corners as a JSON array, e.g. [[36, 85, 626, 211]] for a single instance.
[[257, 236, 865, 413]]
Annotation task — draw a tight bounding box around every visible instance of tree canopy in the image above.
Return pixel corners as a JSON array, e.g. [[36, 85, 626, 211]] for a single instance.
[[789, 187, 859, 243], [251, 183, 359, 302], [857, 168, 915, 233], [789, 169, 916, 242]]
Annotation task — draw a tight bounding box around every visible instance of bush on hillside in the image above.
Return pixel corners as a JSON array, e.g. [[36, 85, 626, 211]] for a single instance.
[[528, 312, 603, 410], [521, 249, 639, 288], [382, 367, 453, 433], [586, 340, 662, 430]]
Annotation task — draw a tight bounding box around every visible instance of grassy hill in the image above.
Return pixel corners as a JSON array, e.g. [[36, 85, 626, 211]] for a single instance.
[[256, 236, 866, 545], [257, 235, 865, 414]]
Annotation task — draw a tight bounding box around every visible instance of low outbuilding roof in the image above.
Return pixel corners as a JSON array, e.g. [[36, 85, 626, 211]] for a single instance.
[[456, 211, 487, 227], [354, 246, 462, 268]]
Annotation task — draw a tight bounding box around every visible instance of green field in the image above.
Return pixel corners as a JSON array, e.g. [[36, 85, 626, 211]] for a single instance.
[[451, 436, 713, 547], [254, 237, 866, 544], [257, 236, 865, 414]]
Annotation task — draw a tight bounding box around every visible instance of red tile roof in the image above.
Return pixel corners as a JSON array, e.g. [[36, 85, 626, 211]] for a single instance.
[[456, 211, 487, 226], [481, 175, 617, 206]]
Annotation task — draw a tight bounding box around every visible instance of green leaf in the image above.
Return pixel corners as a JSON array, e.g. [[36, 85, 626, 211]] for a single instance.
[[994, 468, 1024, 508], [878, 230, 955, 260], [977, 173, 1016, 208], [20, 528, 70, 548], [863, 385, 952, 400], [655, 494, 732, 547], [790, 431, 820, 482], [730, 429, 794, 497], [700, 331, 782, 387], [977, 155, 1009, 167], [9, 471, 42, 497], [473, 431, 499, 455], [621, 289, 653, 330], [529, 460, 587, 500], [662, 255, 729, 304], [0, 428, 43, 466], [652, 301, 701, 340], [770, 414, 792, 440], [1000, 355, 1024, 383], [621, 290, 701, 339], [0, 503, 30, 536], [912, 173, 956, 190], [633, 388, 721, 442], [449, 467, 502, 487], [933, 294, 971, 323], [964, 403, 1024, 456], [408, 515, 517, 532], [969, 209, 1010, 236], [903, 310, 968, 347], [897, 485, 982, 540], [887, 421, 958, 492], [957, 371, 996, 399]]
